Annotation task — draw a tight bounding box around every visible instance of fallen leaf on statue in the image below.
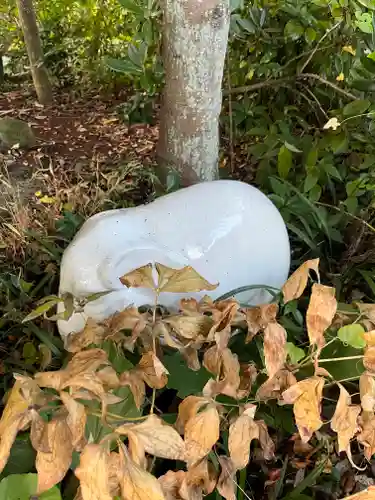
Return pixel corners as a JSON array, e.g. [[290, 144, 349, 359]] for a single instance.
[[360, 372, 375, 412], [256, 369, 297, 401], [116, 414, 186, 461], [119, 370, 146, 409], [216, 456, 237, 500], [331, 384, 360, 454], [60, 392, 87, 451], [75, 444, 113, 500], [156, 262, 218, 293], [119, 443, 165, 500], [228, 408, 259, 470], [176, 396, 209, 434], [282, 258, 320, 304], [185, 404, 220, 465], [138, 351, 169, 389], [244, 303, 278, 343], [306, 284, 337, 351], [282, 377, 325, 442], [120, 263, 156, 289], [357, 411, 375, 460], [36, 416, 73, 493], [264, 322, 287, 379]]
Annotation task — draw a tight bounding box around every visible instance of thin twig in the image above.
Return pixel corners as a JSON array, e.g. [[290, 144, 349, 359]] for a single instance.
[[319, 355, 363, 363], [298, 73, 357, 100], [299, 21, 341, 74], [299, 83, 329, 119]]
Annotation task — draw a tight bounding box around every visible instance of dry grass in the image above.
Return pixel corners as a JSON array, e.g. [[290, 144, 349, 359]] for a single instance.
[[0, 153, 154, 266]]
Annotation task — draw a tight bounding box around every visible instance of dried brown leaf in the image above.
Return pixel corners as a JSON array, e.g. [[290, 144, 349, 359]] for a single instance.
[[237, 363, 258, 400], [339, 487, 375, 500], [0, 379, 35, 473], [185, 404, 220, 465], [357, 411, 375, 460], [244, 304, 278, 343], [119, 263, 156, 289], [30, 411, 49, 452], [360, 372, 375, 412], [165, 315, 213, 340], [119, 370, 146, 409], [159, 470, 187, 500], [96, 366, 120, 389], [108, 307, 147, 335], [119, 443, 166, 500], [185, 458, 217, 495], [156, 263, 218, 293], [257, 420, 275, 460], [216, 456, 236, 500], [138, 352, 169, 389], [36, 416, 73, 493], [75, 444, 113, 500], [306, 284, 337, 350], [203, 345, 221, 376], [282, 258, 320, 304], [127, 432, 147, 469], [264, 322, 287, 379], [182, 347, 201, 371], [66, 319, 108, 353], [176, 396, 209, 434], [364, 331, 375, 374], [228, 409, 259, 470], [331, 384, 360, 454], [116, 414, 186, 461], [60, 392, 87, 451], [282, 377, 325, 443], [256, 369, 297, 401]]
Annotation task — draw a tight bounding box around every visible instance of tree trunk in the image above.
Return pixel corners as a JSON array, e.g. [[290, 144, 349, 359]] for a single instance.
[[157, 0, 230, 186], [16, 0, 53, 105]]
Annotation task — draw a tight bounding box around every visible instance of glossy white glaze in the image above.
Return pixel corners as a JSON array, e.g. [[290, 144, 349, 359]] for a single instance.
[[57, 180, 290, 338]]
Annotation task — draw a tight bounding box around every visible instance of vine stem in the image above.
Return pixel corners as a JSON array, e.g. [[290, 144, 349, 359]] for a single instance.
[[318, 355, 363, 363]]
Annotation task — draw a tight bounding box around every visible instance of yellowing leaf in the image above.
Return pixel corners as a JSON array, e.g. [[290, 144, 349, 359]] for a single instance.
[[138, 352, 169, 389], [228, 408, 259, 470], [164, 314, 213, 340], [185, 405, 220, 465], [66, 319, 108, 353], [323, 117, 341, 130], [119, 370, 146, 409], [0, 378, 38, 473], [60, 392, 87, 451], [331, 384, 360, 454], [119, 444, 166, 500], [202, 348, 241, 399], [216, 456, 236, 500], [116, 414, 186, 461], [306, 284, 337, 351], [185, 457, 217, 495], [108, 307, 147, 335], [36, 416, 73, 493], [282, 377, 325, 443], [75, 444, 113, 500], [155, 263, 218, 293], [360, 372, 375, 412], [343, 45, 356, 56], [264, 322, 287, 379], [119, 264, 155, 289], [364, 331, 375, 374], [282, 259, 320, 303], [336, 72, 345, 81]]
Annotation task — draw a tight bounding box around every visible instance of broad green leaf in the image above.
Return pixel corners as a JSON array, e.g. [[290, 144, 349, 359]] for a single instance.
[[163, 352, 211, 398], [284, 20, 304, 40], [338, 324, 366, 349], [104, 56, 142, 75], [286, 342, 305, 364], [278, 145, 293, 178], [0, 474, 61, 500], [22, 301, 58, 323], [351, 79, 375, 92], [117, 0, 144, 16], [306, 148, 318, 167], [343, 99, 371, 116], [284, 141, 302, 153], [0, 435, 36, 479], [304, 173, 319, 192], [305, 27, 316, 42], [285, 460, 327, 499]]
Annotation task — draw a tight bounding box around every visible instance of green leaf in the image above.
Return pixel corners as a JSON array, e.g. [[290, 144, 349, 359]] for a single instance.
[[117, 0, 144, 16], [305, 27, 316, 42], [284, 20, 304, 40], [284, 141, 302, 153], [0, 435, 36, 479], [285, 460, 327, 499], [338, 324, 366, 349], [104, 56, 142, 75], [343, 99, 371, 116], [22, 301, 57, 323], [306, 148, 318, 167], [351, 80, 375, 92], [304, 173, 319, 192], [278, 145, 293, 178], [0, 474, 61, 500], [163, 352, 211, 398], [286, 342, 305, 364]]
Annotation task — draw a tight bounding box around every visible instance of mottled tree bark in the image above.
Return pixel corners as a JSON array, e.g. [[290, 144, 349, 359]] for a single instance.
[[16, 0, 53, 104], [157, 0, 230, 186]]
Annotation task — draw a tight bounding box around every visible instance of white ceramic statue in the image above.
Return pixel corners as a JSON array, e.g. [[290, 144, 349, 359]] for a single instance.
[[57, 180, 290, 339]]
